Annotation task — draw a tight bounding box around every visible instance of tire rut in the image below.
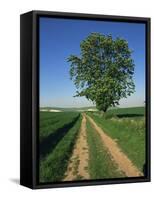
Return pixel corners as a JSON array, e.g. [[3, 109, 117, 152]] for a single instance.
[[63, 114, 90, 181]]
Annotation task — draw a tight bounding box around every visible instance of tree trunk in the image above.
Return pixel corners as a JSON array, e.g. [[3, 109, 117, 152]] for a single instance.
[[103, 107, 107, 113]]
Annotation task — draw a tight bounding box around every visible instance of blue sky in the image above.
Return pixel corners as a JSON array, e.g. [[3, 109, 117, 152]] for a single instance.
[[39, 17, 145, 108]]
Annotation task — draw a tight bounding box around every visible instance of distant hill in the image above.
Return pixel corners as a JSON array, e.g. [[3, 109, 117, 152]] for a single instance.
[[40, 106, 97, 112], [40, 106, 145, 115]]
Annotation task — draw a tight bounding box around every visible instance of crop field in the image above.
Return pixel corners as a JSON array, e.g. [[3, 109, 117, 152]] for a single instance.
[[40, 112, 80, 141], [39, 106, 146, 183], [107, 106, 145, 117], [39, 112, 81, 182]]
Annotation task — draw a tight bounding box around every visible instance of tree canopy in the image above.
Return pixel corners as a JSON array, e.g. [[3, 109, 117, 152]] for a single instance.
[[67, 33, 135, 112]]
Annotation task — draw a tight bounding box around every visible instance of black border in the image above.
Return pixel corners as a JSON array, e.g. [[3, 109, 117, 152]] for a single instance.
[[22, 10, 151, 189], [20, 12, 33, 188]]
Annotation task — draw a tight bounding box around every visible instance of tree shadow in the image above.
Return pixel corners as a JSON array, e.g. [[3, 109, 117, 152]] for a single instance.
[[40, 115, 80, 159], [117, 114, 144, 118]]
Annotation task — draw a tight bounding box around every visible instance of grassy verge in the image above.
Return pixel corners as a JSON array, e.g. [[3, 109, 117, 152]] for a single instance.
[[86, 119, 125, 179], [40, 116, 82, 183], [87, 111, 145, 172]]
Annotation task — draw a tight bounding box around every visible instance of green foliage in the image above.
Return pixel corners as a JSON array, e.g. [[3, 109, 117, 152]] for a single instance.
[[86, 120, 125, 178], [87, 109, 145, 171], [68, 33, 135, 112], [40, 115, 82, 183]]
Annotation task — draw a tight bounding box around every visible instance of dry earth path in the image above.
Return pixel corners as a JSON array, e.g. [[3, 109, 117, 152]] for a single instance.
[[86, 114, 143, 177], [63, 114, 90, 181]]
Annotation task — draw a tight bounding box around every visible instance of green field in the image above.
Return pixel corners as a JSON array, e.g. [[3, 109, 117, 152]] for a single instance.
[[40, 112, 80, 141], [87, 106, 145, 171], [39, 106, 146, 183], [39, 112, 81, 182], [108, 106, 145, 117]]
